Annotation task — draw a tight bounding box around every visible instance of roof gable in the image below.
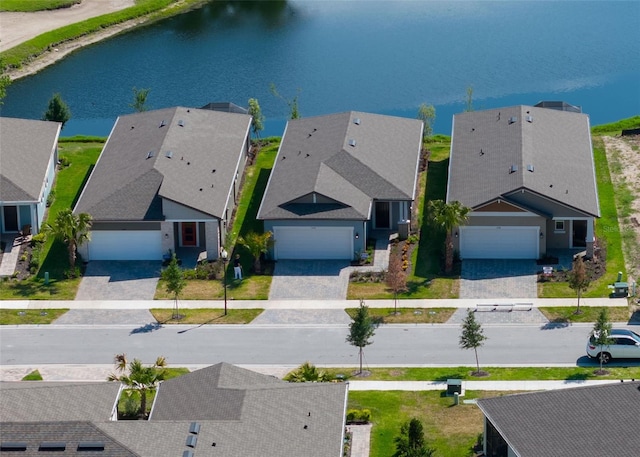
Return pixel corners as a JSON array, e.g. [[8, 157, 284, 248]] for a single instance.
[[74, 107, 251, 221], [447, 106, 600, 217], [0, 117, 60, 203]]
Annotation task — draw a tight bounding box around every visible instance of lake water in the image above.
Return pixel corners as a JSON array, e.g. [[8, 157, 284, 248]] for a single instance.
[[1, 0, 639, 137]]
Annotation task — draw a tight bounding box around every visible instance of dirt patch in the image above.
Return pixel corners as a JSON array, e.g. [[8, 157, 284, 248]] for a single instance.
[[602, 135, 640, 283]]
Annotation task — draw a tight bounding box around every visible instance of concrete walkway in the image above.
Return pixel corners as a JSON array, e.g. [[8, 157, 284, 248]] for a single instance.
[[0, 234, 21, 277]]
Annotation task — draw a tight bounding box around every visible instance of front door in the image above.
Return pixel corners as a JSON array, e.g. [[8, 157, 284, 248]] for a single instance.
[[572, 220, 587, 248], [181, 222, 197, 246], [3, 206, 19, 232], [375, 201, 390, 229]]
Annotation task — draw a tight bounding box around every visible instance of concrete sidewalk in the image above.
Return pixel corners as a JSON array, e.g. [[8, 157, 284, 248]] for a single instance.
[[0, 297, 629, 310]]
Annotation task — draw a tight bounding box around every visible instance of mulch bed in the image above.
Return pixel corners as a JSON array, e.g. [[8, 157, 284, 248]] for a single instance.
[[537, 242, 607, 283]]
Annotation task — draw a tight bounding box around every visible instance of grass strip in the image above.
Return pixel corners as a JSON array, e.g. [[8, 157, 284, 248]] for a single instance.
[[0, 309, 68, 324], [150, 308, 263, 324], [345, 307, 455, 324], [1, 1, 80, 12], [539, 306, 631, 323], [21, 370, 43, 381]]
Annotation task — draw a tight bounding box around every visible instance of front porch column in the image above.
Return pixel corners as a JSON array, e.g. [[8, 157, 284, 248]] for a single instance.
[[160, 221, 174, 257], [586, 218, 595, 258], [204, 221, 219, 261]]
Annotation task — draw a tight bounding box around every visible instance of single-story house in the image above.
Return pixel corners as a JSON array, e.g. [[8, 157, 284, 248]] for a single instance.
[[74, 106, 252, 261], [0, 117, 61, 236], [476, 381, 640, 457], [0, 363, 349, 457], [257, 111, 423, 260], [447, 105, 600, 259]]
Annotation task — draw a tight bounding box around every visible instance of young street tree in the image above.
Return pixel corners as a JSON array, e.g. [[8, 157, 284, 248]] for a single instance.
[[46, 209, 92, 271], [393, 417, 435, 457], [460, 309, 488, 376], [130, 87, 151, 112], [386, 253, 407, 315], [417, 103, 436, 141], [107, 353, 167, 418], [237, 231, 273, 274], [591, 308, 614, 374], [161, 254, 186, 320], [428, 199, 470, 274], [247, 97, 264, 140], [346, 299, 378, 375], [42, 93, 71, 129], [567, 256, 591, 314]]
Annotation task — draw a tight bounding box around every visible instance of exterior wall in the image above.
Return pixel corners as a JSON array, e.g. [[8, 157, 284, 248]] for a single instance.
[[455, 213, 546, 256], [546, 218, 570, 249], [91, 222, 161, 231], [160, 221, 174, 257], [264, 219, 364, 259], [162, 199, 215, 221], [204, 220, 220, 260]]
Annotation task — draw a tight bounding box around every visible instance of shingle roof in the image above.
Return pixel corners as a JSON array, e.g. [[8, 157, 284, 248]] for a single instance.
[[0, 382, 121, 422], [74, 107, 251, 221], [447, 106, 600, 217], [477, 381, 640, 457], [258, 111, 423, 220], [0, 117, 60, 203]]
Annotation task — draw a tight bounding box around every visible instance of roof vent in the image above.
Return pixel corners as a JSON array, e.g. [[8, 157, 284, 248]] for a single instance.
[[165, 151, 173, 159], [159, 120, 166, 128], [1, 442, 27, 451], [183, 451, 194, 457], [509, 164, 518, 174], [146, 151, 154, 159], [39, 442, 66, 451], [186, 436, 197, 448], [354, 118, 361, 125], [348, 139, 357, 147], [178, 119, 185, 127], [508, 116, 518, 125], [479, 148, 484, 156], [527, 164, 534, 172], [526, 115, 533, 123], [78, 441, 105, 451]]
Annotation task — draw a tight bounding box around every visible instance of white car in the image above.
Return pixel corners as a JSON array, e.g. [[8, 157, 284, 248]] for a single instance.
[[586, 328, 640, 364]]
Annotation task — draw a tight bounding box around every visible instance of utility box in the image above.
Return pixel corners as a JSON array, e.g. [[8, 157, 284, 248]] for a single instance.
[[398, 220, 410, 240], [613, 282, 629, 298], [446, 379, 462, 396]]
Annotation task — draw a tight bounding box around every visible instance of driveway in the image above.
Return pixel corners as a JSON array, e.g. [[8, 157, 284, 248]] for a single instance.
[[459, 259, 538, 299], [75, 261, 162, 300], [268, 260, 351, 300]]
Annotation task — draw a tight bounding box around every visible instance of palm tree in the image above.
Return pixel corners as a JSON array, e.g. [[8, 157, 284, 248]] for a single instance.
[[428, 200, 470, 274], [237, 231, 273, 274], [46, 209, 92, 269], [284, 361, 334, 382], [107, 353, 167, 418]]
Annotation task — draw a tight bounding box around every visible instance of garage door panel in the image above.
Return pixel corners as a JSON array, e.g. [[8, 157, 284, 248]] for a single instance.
[[89, 231, 162, 260], [460, 226, 538, 259], [274, 226, 352, 260]]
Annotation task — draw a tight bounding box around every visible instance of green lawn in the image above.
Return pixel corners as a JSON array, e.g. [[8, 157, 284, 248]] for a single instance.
[[0, 309, 68, 325], [0, 138, 102, 300], [0, 0, 80, 12], [539, 306, 631, 323], [150, 308, 263, 324], [345, 307, 456, 324]]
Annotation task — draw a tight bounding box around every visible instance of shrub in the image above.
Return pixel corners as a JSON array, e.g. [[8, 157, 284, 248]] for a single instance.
[[58, 155, 71, 168], [346, 408, 371, 424], [30, 232, 47, 245], [46, 189, 56, 207]]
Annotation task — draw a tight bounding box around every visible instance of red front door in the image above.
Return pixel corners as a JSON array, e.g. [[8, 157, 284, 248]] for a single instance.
[[181, 222, 197, 246]]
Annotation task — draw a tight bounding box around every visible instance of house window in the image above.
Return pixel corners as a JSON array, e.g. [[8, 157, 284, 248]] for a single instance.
[[554, 221, 565, 232]]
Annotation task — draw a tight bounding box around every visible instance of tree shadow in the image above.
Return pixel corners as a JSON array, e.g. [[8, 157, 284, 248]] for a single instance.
[[540, 320, 571, 330], [130, 322, 163, 335]]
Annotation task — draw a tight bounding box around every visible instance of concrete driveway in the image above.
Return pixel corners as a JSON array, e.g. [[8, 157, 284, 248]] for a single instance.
[[76, 261, 162, 300], [459, 259, 538, 299], [268, 260, 351, 300]]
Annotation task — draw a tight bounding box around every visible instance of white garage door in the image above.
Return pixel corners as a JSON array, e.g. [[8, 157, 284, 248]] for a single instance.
[[274, 226, 353, 260], [89, 231, 162, 260], [460, 226, 538, 259]]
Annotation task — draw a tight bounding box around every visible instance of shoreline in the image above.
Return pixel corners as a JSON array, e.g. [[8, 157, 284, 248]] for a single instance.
[[5, 17, 148, 81]]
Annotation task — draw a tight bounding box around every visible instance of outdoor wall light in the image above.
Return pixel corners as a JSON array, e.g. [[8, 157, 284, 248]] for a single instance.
[[540, 232, 544, 239], [454, 231, 458, 238], [355, 232, 359, 239], [164, 233, 169, 239]]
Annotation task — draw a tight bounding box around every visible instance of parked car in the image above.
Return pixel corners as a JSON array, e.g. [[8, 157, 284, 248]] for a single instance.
[[586, 328, 640, 364]]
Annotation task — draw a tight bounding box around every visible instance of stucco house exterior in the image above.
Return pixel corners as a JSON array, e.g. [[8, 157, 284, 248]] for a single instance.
[[476, 381, 640, 457], [0, 117, 61, 236], [75, 106, 252, 261], [447, 105, 600, 259], [0, 363, 349, 457], [257, 111, 423, 260]]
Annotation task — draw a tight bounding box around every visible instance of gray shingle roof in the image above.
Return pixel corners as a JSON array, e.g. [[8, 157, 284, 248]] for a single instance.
[[74, 107, 251, 221], [477, 381, 640, 457], [0, 382, 121, 422], [447, 106, 600, 216], [258, 111, 423, 220], [0, 117, 61, 203]]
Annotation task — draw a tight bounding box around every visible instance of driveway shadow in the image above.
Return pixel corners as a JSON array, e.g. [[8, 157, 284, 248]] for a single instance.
[[76, 261, 162, 300], [269, 260, 350, 300]]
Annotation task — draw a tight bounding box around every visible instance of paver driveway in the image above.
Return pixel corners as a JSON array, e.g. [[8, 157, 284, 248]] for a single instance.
[[76, 261, 162, 300], [268, 260, 351, 300], [459, 259, 538, 299]]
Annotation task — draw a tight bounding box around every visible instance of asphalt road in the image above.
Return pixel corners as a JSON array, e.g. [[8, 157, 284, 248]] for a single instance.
[[1, 323, 615, 367]]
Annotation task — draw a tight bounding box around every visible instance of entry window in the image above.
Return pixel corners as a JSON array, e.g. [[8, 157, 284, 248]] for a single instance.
[[554, 221, 565, 232]]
